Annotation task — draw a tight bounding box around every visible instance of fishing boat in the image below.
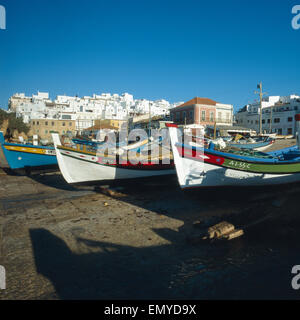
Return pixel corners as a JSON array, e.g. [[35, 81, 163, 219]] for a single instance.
[[0, 131, 57, 171], [167, 117, 300, 189], [72, 138, 106, 148], [52, 133, 175, 184], [226, 136, 274, 151], [185, 128, 274, 151]]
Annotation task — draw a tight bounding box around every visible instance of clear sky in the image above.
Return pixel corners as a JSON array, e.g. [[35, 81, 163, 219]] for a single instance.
[[0, 0, 299, 111]]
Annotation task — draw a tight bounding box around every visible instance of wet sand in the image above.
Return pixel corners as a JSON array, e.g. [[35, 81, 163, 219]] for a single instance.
[[0, 139, 300, 300]]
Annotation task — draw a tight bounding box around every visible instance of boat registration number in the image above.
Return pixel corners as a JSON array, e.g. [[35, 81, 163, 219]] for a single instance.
[[228, 160, 251, 170], [45, 150, 56, 155]]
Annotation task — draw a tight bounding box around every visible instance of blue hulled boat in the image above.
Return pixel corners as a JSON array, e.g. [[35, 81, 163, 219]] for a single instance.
[[226, 137, 274, 151], [0, 131, 57, 171]]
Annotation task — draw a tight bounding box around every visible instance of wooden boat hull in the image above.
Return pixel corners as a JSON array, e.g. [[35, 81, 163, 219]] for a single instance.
[[0, 132, 57, 170], [176, 148, 300, 188], [52, 134, 175, 184], [167, 124, 300, 189]]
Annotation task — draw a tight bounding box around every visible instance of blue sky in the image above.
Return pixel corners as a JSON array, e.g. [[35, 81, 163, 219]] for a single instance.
[[0, 0, 299, 111]]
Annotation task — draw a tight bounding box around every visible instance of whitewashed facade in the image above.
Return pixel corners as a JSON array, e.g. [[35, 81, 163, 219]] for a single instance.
[[9, 91, 181, 132], [235, 95, 300, 135]]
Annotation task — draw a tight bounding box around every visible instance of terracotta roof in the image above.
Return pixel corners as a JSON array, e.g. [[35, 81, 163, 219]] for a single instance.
[[176, 97, 217, 108]]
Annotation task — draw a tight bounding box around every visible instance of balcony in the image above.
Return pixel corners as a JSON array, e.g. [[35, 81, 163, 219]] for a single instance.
[[215, 117, 232, 124], [173, 117, 233, 125]]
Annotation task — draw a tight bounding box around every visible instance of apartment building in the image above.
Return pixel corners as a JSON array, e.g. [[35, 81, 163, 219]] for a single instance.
[[235, 95, 300, 135], [170, 97, 233, 127], [29, 119, 76, 140]]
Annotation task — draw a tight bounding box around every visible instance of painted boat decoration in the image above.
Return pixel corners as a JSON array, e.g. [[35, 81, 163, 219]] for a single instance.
[[167, 117, 300, 189], [52, 133, 175, 184], [0, 131, 57, 170]]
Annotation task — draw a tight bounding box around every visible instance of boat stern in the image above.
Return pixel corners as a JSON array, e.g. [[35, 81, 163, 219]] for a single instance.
[[51, 133, 62, 147], [0, 131, 4, 144], [166, 123, 206, 188]]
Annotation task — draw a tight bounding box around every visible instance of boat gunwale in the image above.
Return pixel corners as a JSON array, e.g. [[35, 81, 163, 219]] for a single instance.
[[2, 141, 55, 150], [59, 148, 174, 170], [176, 142, 300, 166], [58, 144, 174, 164]]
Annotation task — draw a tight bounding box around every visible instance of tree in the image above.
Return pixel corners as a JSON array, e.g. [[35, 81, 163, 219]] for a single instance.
[[0, 109, 29, 135]]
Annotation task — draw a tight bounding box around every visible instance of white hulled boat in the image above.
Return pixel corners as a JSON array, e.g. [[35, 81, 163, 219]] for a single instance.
[[52, 134, 175, 184]]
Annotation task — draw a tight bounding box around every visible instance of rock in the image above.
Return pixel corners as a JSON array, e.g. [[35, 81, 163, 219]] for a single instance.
[[104, 202, 109, 206], [187, 221, 240, 244], [221, 229, 244, 240], [207, 221, 235, 239]]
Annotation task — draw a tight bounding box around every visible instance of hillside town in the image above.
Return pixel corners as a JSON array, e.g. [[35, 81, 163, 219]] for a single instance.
[[4, 91, 182, 140], [2, 90, 300, 142]]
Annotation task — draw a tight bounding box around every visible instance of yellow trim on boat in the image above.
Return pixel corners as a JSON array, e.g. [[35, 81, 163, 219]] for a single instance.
[[4, 145, 54, 155], [58, 145, 97, 156]]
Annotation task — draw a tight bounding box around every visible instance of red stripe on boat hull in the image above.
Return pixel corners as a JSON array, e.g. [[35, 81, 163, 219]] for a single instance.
[[176, 145, 225, 166]]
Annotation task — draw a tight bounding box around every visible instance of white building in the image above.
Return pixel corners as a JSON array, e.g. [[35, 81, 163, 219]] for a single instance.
[[235, 95, 300, 135], [10, 91, 180, 133]]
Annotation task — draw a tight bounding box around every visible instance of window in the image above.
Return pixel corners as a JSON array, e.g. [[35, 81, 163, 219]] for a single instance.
[[288, 117, 293, 122], [183, 111, 186, 121], [45, 121, 48, 126], [62, 115, 72, 120], [33, 121, 35, 125], [267, 119, 270, 123], [37, 121, 39, 125], [45, 130, 48, 134], [52, 122, 54, 126], [176, 112, 180, 121], [210, 112, 214, 122], [262, 119, 265, 124], [278, 128, 282, 135], [69, 122, 72, 126], [201, 110, 206, 121], [62, 122, 66, 126], [288, 128, 293, 135], [274, 118, 280, 123]]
